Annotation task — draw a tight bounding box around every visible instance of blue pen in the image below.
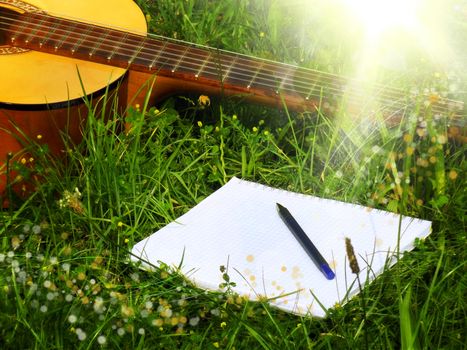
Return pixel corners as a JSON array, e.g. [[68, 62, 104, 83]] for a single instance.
[[276, 203, 335, 280]]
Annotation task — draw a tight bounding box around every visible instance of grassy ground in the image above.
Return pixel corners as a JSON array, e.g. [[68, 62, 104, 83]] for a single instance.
[[1, 0, 466, 349]]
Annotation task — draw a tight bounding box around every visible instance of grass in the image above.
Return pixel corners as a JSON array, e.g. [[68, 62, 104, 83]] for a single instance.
[[1, 0, 466, 348]]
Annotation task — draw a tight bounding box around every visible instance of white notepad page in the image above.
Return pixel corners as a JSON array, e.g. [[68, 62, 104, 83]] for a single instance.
[[131, 177, 431, 317]]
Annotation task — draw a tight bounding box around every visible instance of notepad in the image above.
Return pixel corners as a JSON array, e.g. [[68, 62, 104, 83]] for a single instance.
[[131, 177, 431, 317]]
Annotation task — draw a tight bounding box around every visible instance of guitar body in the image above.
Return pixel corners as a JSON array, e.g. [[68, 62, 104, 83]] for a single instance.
[[0, 0, 147, 204]]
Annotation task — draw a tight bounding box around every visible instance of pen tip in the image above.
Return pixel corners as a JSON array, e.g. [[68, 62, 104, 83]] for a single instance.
[[321, 264, 335, 280]]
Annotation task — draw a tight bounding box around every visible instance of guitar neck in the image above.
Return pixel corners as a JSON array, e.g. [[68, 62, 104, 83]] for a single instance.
[[1, 9, 465, 127]]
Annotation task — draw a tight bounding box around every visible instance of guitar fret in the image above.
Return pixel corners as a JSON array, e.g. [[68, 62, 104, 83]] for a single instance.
[[88, 29, 110, 57], [107, 33, 128, 60], [54, 21, 77, 51], [128, 36, 146, 65], [276, 66, 295, 93], [247, 62, 264, 89], [222, 56, 237, 82], [71, 25, 93, 54], [195, 53, 211, 79], [149, 40, 168, 70], [305, 81, 321, 100], [25, 16, 46, 43], [171, 47, 189, 73], [39, 20, 61, 47]]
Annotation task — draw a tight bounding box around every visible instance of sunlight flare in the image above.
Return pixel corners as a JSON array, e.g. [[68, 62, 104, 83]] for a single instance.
[[342, 0, 421, 37]]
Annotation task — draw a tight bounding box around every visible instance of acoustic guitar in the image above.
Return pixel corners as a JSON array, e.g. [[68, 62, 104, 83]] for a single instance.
[[0, 0, 464, 205]]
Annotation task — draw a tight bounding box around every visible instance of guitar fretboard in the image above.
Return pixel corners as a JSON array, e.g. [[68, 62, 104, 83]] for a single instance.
[[0, 8, 464, 124]]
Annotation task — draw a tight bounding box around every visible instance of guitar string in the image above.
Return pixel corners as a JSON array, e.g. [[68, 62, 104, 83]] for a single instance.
[[0, 14, 407, 103], [1, 11, 406, 95], [0, 15, 461, 119], [2, 30, 450, 120], [0, 13, 424, 101], [0, 15, 458, 120], [0, 14, 453, 109]]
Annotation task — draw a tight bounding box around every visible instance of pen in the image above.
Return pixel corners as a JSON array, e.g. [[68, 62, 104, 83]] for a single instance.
[[276, 203, 335, 280]]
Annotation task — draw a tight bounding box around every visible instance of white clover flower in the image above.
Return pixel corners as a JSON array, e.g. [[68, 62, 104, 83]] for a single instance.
[[117, 328, 125, 336], [138, 328, 145, 335], [0, 253, 5, 263], [65, 294, 73, 302], [32, 225, 41, 234], [130, 273, 140, 282], [210, 308, 220, 316], [7, 251, 14, 258], [76, 328, 86, 341], [62, 263, 71, 272], [93, 297, 105, 314], [25, 252, 32, 259], [68, 314, 78, 324], [17, 271, 27, 283], [189, 316, 200, 326], [97, 335, 107, 345], [49, 257, 58, 265], [23, 225, 30, 233], [43, 280, 52, 289], [40, 305, 48, 313], [163, 308, 173, 318]]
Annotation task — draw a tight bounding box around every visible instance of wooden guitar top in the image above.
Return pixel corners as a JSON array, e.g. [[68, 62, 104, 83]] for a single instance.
[[0, 0, 147, 105]]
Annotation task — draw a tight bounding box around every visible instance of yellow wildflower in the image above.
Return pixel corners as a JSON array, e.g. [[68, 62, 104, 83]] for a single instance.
[[403, 133, 412, 143], [198, 95, 210, 107], [448, 170, 458, 180]]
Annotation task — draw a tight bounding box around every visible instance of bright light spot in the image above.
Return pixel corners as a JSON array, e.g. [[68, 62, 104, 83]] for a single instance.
[[342, 0, 421, 37]]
